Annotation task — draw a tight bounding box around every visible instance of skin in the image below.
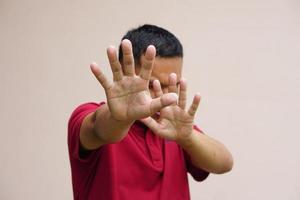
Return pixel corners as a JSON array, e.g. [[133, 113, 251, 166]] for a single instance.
[[80, 39, 233, 174]]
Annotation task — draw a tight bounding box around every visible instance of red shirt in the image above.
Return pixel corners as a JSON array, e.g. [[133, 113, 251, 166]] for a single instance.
[[68, 102, 209, 200]]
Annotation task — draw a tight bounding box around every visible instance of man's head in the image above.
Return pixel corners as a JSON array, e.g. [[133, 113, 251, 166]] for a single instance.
[[119, 24, 184, 96], [118, 24, 183, 65]]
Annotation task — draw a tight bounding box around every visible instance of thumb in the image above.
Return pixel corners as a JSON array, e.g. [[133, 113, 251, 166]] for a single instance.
[[140, 117, 160, 133], [149, 92, 177, 115]]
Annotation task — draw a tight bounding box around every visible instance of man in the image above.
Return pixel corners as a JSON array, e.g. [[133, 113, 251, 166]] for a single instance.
[[68, 24, 233, 200]]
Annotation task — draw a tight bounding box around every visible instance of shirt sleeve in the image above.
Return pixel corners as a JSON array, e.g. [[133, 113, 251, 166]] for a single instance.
[[184, 125, 210, 182], [67, 102, 105, 163]]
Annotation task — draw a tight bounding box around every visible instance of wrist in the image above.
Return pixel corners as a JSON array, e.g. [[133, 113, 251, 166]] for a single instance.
[[108, 112, 134, 127], [102, 104, 134, 126], [176, 131, 197, 148], [94, 104, 134, 144]]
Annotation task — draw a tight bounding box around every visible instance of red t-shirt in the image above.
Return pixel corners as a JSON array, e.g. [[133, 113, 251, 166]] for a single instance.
[[68, 102, 209, 200]]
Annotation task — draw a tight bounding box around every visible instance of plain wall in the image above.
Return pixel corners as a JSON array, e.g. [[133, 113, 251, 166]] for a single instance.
[[1, 0, 299, 199]]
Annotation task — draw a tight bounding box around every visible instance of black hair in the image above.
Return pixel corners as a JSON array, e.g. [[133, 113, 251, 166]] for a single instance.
[[118, 24, 183, 65]]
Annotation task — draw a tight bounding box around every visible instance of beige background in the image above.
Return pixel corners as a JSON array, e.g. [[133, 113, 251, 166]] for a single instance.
[[1, 0, 300, 199]]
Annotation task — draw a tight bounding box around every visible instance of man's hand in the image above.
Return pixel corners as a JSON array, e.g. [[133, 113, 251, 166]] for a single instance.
[[91, 40, 178, 124], [140, 73, 200, 144], [91, 39, 177, 122], [80, 40, 178, 148], [140, 74, 234, 173]]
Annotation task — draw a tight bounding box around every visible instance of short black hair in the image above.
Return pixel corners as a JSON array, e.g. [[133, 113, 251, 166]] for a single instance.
[[118, 24, 183, 65]]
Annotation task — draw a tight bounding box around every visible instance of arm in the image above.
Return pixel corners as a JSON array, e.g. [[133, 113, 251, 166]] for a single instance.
[[178, 129, 233, 174], [141, 73, 233, 174], [79, 104, 133, 150], [80, 40, 178, 150]]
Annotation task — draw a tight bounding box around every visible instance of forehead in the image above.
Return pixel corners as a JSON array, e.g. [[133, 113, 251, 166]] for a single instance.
[[150, 57, 183, 85]]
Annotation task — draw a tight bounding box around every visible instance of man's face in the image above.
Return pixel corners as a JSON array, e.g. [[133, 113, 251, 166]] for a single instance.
[[137, 56, 183, 98]]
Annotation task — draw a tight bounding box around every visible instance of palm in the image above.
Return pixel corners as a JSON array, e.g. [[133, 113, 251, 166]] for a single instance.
[[106, 76, 152, 121], [156, 105, 194, 140]]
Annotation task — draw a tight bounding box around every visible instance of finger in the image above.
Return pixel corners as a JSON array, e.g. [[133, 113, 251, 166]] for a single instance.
[[149, 93, 178, 115], [168, 73, 178, 93], [188, 94, 201, 117], [90, 62, 112, 90], [153, 79, 163, 98], [178, 78, 187, 110], [121, 39, 135, 76], [140, 117, 160, 134], [107, 46, 123, 81], [139, 45, 156, 80]]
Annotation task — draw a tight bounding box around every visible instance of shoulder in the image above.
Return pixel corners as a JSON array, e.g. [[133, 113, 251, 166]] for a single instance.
[[70, 102, 102, 118], [68, 102, 104, 126], [68, 102, 105, 143], [67, 102, 105, 161]]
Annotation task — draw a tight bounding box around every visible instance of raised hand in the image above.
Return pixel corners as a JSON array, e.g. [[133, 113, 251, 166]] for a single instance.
[[90, 39, 178, 123], [140, 73, 201, 143]]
